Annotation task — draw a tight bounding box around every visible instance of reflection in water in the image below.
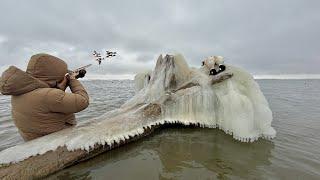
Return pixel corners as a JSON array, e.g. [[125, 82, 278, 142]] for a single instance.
[[48, 126, 274, 180], [55, 171, 91, 180], [155, 127, 274, 179]]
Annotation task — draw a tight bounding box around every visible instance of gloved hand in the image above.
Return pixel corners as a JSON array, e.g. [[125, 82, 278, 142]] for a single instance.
[[56, 74, 70, 91]]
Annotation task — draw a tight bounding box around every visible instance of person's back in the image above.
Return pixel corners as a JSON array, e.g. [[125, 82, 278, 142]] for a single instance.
[[0, 54, 89, 141]]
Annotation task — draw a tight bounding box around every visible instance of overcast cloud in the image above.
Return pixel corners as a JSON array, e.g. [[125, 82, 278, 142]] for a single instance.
[[0, 0, 319, 79]]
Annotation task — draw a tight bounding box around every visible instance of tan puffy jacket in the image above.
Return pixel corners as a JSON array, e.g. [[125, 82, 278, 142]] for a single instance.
[[0, 54, 89, 141]]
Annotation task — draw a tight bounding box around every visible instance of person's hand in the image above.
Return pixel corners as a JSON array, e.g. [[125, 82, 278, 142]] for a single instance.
[[56, 74, 70, 91]]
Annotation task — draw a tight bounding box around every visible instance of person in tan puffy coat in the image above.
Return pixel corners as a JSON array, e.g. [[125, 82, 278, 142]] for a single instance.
[[0, 53, 89, 141]]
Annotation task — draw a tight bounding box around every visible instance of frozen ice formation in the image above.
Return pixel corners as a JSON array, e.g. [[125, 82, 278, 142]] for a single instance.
[[0, 54, 276, 179], [131, 54, 276, 141]]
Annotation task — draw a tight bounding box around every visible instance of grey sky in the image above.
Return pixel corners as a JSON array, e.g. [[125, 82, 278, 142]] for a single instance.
[[0, 0, 319, 79]]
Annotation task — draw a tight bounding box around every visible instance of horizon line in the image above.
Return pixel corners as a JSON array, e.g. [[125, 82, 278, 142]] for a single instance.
[[82, 74, 320, 80], [254, 74, 320, 79]]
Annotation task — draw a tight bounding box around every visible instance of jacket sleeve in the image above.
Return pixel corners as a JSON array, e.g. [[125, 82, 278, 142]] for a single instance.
[[46, 79, 89, 113]]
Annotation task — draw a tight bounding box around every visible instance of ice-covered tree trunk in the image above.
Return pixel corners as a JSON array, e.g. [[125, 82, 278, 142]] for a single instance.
[[0, 54, 276, 179]]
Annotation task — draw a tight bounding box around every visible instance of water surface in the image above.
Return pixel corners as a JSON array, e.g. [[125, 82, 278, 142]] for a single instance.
[[1, 80, 319, 179]]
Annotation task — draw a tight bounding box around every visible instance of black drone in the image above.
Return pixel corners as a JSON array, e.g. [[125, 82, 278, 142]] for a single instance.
[[106, 50, 117, 58]]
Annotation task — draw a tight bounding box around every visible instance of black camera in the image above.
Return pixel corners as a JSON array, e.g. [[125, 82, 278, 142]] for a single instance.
[[210, 65, 226, 75], [75, 69, 86, 79]]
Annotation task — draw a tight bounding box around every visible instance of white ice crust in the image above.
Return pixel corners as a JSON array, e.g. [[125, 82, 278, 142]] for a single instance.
[[0, 54, 276, 165], [132, 54, 276, 141]]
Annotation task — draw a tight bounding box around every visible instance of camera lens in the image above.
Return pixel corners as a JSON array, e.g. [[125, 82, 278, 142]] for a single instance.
[[209, 69, 218, 75], [76, 69, 86, 79], [219, 64, 226, 71]]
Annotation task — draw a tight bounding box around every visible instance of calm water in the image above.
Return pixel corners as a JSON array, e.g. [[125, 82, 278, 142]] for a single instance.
[[0, 80, 319, 179]]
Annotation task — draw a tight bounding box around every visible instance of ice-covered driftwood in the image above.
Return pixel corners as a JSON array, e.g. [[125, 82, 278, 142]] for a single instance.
[[0, 54, 276, 179]]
